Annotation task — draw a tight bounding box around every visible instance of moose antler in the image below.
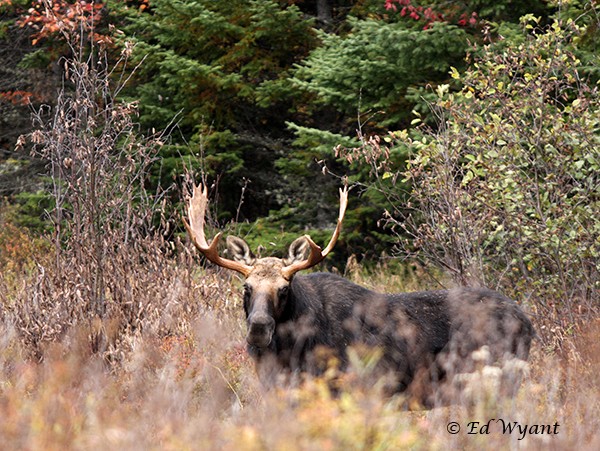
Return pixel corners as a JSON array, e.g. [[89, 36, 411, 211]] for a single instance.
[[282, 185, 348, 279], [183, 184, 253, 277]]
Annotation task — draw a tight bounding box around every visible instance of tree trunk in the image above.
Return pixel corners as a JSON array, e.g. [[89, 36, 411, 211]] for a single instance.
[[317, 0, 333, 24]]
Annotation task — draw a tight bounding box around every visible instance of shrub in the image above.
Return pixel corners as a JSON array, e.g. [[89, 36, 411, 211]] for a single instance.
[[0, 16, 229, 362], [342, 15, 600, 350]]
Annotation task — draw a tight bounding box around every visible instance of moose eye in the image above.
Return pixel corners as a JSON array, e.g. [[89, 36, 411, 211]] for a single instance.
[[243, 284, 252, 296], [278, 286, 289, 299]]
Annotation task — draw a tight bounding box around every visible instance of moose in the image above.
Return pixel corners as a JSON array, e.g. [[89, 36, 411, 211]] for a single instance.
[[184, 184, 535, 403]]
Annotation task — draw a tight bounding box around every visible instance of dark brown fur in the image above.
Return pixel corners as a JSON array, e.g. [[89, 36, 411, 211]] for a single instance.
[[245, 272, 535, 400]]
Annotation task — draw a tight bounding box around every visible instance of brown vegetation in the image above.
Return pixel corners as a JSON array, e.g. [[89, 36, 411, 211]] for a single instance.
[[1, 261, 599, 449]]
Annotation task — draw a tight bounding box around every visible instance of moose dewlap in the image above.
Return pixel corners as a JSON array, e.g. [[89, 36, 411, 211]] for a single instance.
[[184, 184, 534, 403]]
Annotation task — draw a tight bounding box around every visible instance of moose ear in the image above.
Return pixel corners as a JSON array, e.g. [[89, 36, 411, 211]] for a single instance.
[[284, 236, 311, 266], [226, 236, 256, 266]]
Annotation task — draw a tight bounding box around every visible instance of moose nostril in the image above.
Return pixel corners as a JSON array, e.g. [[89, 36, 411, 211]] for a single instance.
[[250, 317, 274, 332], [248, 314, 275, 334]]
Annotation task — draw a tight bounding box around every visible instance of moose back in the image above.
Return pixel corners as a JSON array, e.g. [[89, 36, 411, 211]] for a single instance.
[[184, 184, 534, 399]]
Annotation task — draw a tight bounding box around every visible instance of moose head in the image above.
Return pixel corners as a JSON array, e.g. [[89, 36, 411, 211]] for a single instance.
[[183, 184, 348, 349]]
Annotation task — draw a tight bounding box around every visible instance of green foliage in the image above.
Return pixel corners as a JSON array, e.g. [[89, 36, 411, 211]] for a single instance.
[[465, 0, 550, 22], [280, 15, 473, 260], [6, 0, 591, 266], [553, 0, 600, 80], [291, 18, 469, 129], [394, 16, 599, 322], [111, 0, 318, 218], [12, 190, 54, 232]]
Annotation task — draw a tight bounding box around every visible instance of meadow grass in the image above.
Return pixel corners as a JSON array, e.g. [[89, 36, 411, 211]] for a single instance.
[[1, 266, 598, 451]]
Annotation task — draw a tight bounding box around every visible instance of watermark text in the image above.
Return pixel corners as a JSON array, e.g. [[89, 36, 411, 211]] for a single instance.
[[447, 419, 560, 440]]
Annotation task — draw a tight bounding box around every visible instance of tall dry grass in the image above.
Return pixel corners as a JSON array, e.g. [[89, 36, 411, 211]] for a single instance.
[[1, 268, 599, 450], [2, 194, 598, 450]]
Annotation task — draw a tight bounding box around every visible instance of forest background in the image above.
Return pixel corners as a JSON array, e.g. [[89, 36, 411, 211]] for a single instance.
[[0, 1, 599, 448], [2, 0, 599, 328]]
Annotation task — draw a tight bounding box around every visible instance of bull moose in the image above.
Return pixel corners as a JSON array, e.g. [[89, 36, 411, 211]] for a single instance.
[[184, 184, 534, 402]]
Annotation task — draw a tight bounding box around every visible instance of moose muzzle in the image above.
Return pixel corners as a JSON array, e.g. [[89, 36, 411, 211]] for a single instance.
[[246, 313, 275, 348]]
